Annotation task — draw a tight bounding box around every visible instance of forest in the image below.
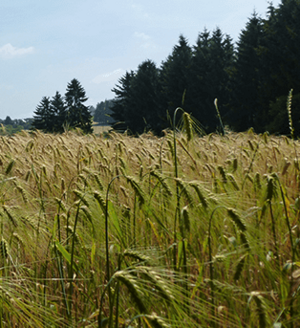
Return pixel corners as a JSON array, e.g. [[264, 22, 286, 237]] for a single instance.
[[110, 0, 300, 136]]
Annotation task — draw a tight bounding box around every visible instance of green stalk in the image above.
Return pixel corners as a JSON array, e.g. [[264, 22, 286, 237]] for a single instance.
[[268, 200, 280, 270], [173, 107, 182, 271], [214, 98, 225, 136], [68, 199, 82, 321], [208, 206, 226, 327], [274, 175, 295, 327]]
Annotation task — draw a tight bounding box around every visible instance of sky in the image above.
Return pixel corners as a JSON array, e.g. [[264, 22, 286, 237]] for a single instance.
[[0, 0, 282, 120]]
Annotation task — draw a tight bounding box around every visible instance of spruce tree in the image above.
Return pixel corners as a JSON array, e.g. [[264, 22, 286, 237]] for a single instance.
[[189, 28, 234, 132], [128, 60, 163, 134], [160, 35, 192, 121], [258, 1, 300, 133], [32, 97, 53, 132], [50, 91, 67, 133], [65, 79, 93, 133], [110, 71, 135, 131], [228, 13, 264, 132], [111, 61, 163, 134]]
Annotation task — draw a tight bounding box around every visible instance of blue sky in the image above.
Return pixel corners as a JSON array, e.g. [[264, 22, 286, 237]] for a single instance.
[[1, 0, 281, 119]]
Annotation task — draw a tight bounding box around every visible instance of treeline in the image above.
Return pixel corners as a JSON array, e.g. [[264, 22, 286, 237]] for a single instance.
[[0, 117, 33, 135], [111, 0, 300, 136], [32, 79, 93, 134]]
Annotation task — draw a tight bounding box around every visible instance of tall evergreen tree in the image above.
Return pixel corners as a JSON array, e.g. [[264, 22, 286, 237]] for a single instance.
[[65, 79, 93, 133], [129, 60, 163, 134], [32, 97, 53, 132], [110, 71, 135, 131], [189, 28, 234, 132], [160, 35, 192, 121], [258, 1, 300, 132], [228, 13, 264, 131], [111, 61, 163, 134], [50, 91, 67, 133]]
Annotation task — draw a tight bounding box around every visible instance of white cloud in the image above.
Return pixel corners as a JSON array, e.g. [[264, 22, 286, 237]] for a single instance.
[[0, 43, 34, 59], [134, 32, 156, 50], [134, 32, 151, 40], [92, 68, 125, 84]]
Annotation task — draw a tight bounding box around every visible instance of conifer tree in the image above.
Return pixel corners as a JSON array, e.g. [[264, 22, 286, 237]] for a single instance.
[[189, 28, 234, 132], [160, 35, 192, 120], [50, 91, 67, 133], [65, 79, 93, 133], [110, 71, 135, 131], [111, 61, 163, 134], [32, 97, 53, 132], [228, 13, 264, 131], [258, 0, 300, 133]]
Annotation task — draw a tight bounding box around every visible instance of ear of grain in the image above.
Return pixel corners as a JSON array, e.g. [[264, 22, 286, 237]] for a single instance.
[[232, 158, 238, 172], [182, 112, 193, 142], [5, 159, 15, 175], [13, 182, 28, 204], [189, 182, 208, 209], [114, 271, 147, 314], [249, 292, 269, 328], [227, 174, 240, 191], [123, 250, 153, 265], [234, 254, 247, 281], [150, 171, 173, 197], [265, 175, 277, 202], [180, 206, 190, 236], [254, 172, 262, 191], [176, 178, 194, 206], [147, 313, 171, 328], [125, 176, 145, 205], [227, 208, 246, 232], [0, 239, 8, 259], [218, 166, 227, 183], [2, 205, 18, 227], [287, 89, 294, 139], [94, 191, 106, 213]]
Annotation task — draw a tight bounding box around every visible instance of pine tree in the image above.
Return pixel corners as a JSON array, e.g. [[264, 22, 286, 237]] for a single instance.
[[111, 61, 163, 134], [128, 60, 163, 134], [189, 28, 234, 132], [228, 12, 264, 132], [32, 97, 53, 132], [110, 71, 135, 131], [50, 91, 67, 133], [160, 35, 192, 121], [258, 1, 300, 133], [65, 79, 93, 133]]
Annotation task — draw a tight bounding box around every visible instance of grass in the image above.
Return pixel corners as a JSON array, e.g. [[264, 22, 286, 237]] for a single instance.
[[0, 126, 300, 327]]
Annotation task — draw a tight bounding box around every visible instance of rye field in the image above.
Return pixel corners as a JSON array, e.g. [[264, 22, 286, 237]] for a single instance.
[[0, 125, 300, 327]]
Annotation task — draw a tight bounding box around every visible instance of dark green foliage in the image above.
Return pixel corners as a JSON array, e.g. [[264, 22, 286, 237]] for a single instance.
[[129, 60, 164, 134], [31, 97, 53, 132], [110, 1, 300, 136], [110, 71, 135, 132], [160, 35, 192, 120], [227, 12, 264, 132], [65, 79, 93, 133], [31, 79, 93, 134], [267, 92, 300, 137], [51, 91, 67, 133], [111, 61, 164, 134], [189, 28, 234, 133]]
